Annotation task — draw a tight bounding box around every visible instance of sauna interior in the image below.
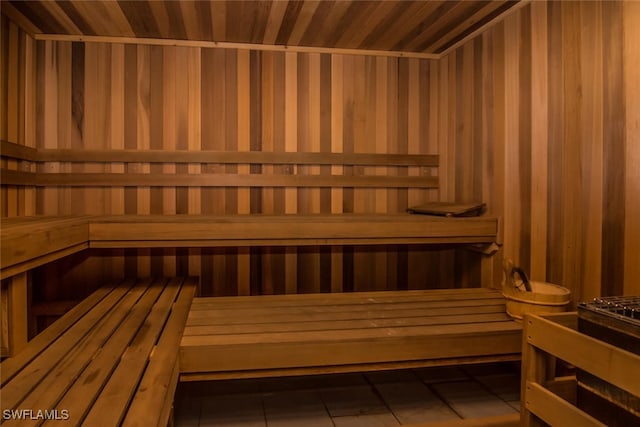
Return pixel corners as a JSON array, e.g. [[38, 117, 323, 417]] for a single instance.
[[1, 1, 639, 426]]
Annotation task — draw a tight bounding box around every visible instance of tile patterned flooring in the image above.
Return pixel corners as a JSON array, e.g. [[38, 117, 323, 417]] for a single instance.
[[175, 362, 521, 426]]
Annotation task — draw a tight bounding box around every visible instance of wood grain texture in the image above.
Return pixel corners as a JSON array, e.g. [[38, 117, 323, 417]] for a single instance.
[[1, 16, 36, 217], [180, 289, 521, 376], [441, 0, 640, 299], [9, 1, 636, 303], [23, 40, 455, 297], [7, 1, 519, 55]]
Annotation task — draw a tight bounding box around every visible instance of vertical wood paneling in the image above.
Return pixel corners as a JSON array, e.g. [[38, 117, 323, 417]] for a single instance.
[[579, 2, 603, 301], [623, 1, 640, 296], [443, 0, 640, 299], [28, 40, 448, 296], [9, 1, 640, 301], [529, 1, 549, 283], [1, 16, 36, 217]]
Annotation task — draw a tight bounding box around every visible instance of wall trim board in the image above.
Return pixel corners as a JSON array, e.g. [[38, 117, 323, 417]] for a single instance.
[[1, 170, 438, 189], [0, 140, 38, 162], [1, 140, 439, 167], [31, 33, 440, 60]]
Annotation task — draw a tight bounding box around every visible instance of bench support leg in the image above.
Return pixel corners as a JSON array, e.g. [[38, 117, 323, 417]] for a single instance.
[[2, 272, 29, 357]]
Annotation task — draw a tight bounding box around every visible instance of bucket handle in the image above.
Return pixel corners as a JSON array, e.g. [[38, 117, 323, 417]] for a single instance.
[[503, 259, 532, 292]]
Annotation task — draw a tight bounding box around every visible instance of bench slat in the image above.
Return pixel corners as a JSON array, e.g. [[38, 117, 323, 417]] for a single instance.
[[10, 283, 150, 418], [188, 297, 508, 319], [185, 303, 508, 326], [46, 278, 169, 426], [180, 323, 521, 374], [121, 277, 198, 427], [1, 278, 197, 427], [180, 288, 522, 378], [185, 312, 514, 336], [0, 285, 114, 386], [189, 289, 503, 310], [182, 321, 522, 347], [79, 278, 180, 426], [1, 281, 135, 410]]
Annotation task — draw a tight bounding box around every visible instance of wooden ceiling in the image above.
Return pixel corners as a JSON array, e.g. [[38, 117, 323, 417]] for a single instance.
[[4, 1, 520, 55]]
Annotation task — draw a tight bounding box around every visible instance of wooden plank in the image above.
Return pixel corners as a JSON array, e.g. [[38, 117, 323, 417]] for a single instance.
[[525, 314, 640, 397], [0, 140, 38, 161], [74, 278, 170, 426], [120, 277, 197, 427], [5, 273, 28, 357], [44, 279, 167, 426], [0, 216, 90, 275], [188, 299, 508, 319], [0, 242, 87, 281], [181, 355, 521, 382], [31, 148, 438, 166], [0, 285, 114, 385], [623, 0, 640, 296], [87, 214, 498, 244], [35, 33, 441, 60], [179, 321, 521, 374], [1, 281, 137, 411], [186, 311, 511, 331], [525, 381, 605, 427], [24, 172, 438, 188], [189, 288, 505, 308], [182, 319, 521, 347]]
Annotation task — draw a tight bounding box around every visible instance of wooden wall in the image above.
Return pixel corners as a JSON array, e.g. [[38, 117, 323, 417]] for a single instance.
[[5, 0, 639, 302], [1, 15, 36, 217], [28, 38, 483, 297], [440, 0, 640, 300]]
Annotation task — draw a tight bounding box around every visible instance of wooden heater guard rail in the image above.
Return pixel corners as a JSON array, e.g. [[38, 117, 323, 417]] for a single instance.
[[521, 312, 640, 427]]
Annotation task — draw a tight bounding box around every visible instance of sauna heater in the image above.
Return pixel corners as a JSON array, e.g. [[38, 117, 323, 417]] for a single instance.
[[577, 296, 640, 426]]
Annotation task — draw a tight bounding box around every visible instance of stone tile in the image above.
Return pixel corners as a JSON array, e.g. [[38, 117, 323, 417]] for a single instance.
[[430, 380, 518, 419], [263, 390, 333, 427], [321, 385, 387, 417], [332, 413, 400, 427], [375, 381, 460, 424], [200, 394, 266, 427]]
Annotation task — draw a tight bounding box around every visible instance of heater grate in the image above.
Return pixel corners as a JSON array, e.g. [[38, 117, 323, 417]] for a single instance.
[[579, 296, 640, 325]]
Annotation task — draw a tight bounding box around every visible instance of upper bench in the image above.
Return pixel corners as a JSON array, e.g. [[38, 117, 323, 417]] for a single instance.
[[1, 214, 500, 280]]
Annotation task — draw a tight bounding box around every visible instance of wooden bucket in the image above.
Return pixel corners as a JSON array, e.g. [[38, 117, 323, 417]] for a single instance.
[[502, 280, 571, 320], [502, 260, 571, 320]]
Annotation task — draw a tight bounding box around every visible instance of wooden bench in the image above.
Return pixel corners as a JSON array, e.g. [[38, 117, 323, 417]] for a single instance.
[[180, 288, 522, 381], [0, 277, 196, 427], [1, 214, 500, 280]]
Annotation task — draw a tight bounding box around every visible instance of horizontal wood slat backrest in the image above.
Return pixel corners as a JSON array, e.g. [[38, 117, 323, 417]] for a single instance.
[[0, 140, 439, 188]]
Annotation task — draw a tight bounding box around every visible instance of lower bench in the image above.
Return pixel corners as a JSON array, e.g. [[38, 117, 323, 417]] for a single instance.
[[0, 277, 197, 427], [180, 288, 522, 381]]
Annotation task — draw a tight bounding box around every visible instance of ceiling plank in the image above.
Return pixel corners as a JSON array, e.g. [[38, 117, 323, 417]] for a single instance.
[[406, 1, 489, 53], [428, 1, 514, 53], [365, 1, 441, 51], [263, 0, 288, 45], [0, 1, 43, 35], [341, 1, 402, 48], [286, 1, 322, 46], [5, 0, 522, 56]]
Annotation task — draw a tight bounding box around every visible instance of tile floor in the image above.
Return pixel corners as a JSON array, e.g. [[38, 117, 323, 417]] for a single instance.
[[174, 362, 521, 426]]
